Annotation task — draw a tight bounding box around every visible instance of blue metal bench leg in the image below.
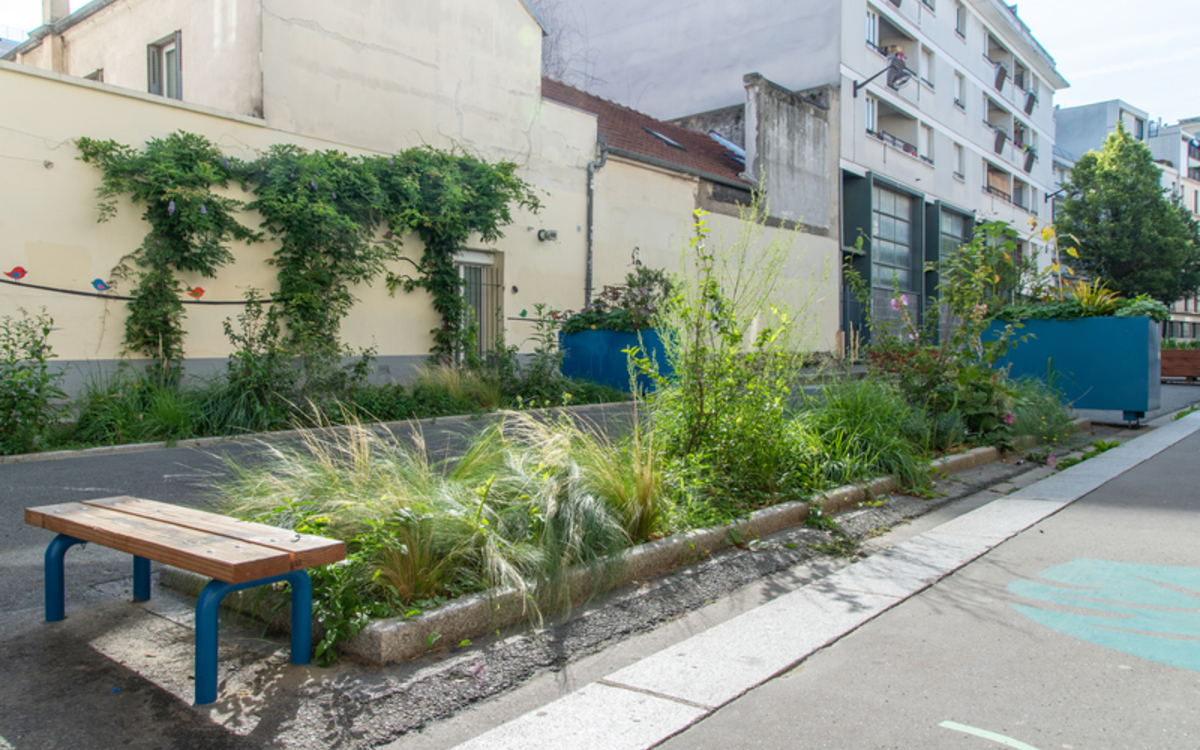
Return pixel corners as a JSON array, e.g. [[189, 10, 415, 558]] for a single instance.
[[133, 556, 152, 602], [45, 534, 86, 622], [194, 570, 313, 705]]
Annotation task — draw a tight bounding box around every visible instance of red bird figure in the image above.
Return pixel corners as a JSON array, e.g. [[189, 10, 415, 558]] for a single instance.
[[187, 287, 205, 298], [5, 267, 27, 280]]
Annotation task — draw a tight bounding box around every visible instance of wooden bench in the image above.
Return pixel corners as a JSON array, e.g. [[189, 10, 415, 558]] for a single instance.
[[25, 496, 345, 705]]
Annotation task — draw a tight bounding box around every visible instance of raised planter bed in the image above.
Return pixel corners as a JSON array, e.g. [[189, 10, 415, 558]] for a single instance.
[[162, 424, 1089, 665], [990, 316, 1161, 421], [1161, 350, 1200, 383], [559, 329, 671, 392]]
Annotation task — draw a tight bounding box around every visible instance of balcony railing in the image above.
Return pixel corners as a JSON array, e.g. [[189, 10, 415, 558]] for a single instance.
[[954, 97, 965, 110], [866, 39, 888, 57], [1190, 143, 1200, 162], [869, 129, 919, 157], [1190, 167, 1200, 182], [985, 184, 1011, 202], [920, 154, 934, 165]]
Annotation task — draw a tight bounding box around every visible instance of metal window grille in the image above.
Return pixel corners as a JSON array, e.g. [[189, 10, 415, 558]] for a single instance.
[[459, 260, 504, 361]]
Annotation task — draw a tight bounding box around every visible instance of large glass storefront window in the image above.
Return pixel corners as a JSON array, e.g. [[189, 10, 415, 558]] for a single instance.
[[872, 185, 913, 289]]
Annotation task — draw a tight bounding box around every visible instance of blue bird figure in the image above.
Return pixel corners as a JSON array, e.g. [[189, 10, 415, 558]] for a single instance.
[[92, 279, 113, 292]]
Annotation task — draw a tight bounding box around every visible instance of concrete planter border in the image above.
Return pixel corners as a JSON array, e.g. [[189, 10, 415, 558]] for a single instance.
[[161, 420, 1087, 664]]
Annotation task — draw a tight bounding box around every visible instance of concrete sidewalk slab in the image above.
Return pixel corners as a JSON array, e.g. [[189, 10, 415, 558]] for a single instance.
[[811, 533, 994, 599], [602, 586, 898, 710], [922, 498, 1067, 541], [451, 683, 706, 750]]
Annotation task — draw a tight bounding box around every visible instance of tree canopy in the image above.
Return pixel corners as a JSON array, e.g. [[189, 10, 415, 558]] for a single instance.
[[1056, 122, 1200, 305]]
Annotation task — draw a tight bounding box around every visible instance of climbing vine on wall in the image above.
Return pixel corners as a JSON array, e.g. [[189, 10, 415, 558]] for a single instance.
[[249, 145, 399, 367], [381, 147, 541, 361], [78, 133, 539, 367], [78, 132, 259, 367]]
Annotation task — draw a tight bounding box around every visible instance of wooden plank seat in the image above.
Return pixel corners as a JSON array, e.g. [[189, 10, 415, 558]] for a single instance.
[[25, 496, 345, 705]]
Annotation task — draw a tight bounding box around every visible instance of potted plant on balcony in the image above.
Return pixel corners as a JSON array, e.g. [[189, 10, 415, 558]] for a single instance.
[[1023, 146, 1037, 173], [558, 267, 673, 392]]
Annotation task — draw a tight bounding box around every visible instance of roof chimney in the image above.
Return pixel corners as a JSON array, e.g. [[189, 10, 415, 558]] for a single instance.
[[42, 0, 69, 26]]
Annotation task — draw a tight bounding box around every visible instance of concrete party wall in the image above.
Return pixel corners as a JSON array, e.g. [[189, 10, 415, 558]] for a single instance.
[[259, 0, 545, 159], [592, 159, 840, 352], [15, 0, 264, 118], [0, 62, 597, 390]]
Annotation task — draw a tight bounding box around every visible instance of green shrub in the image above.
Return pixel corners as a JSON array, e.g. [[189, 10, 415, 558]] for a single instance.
[[69, 369, 203, 445], [221, 415, 633, 660], [0, 308, 66, 455]]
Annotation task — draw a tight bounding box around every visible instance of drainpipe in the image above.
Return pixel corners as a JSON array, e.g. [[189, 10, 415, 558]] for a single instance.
[[585, 135, 608, 307]]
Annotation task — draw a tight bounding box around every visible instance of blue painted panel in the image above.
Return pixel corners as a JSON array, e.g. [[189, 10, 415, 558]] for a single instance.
[[559, 329, 671, 392], [989, 317, 1161, 414]]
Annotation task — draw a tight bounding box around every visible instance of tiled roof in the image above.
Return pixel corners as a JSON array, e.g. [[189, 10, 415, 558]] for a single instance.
[[542, 78, 748, 185]]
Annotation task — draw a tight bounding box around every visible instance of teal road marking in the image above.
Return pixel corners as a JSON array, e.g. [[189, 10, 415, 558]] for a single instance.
[[1008, 558, 1200, 672], [938, 721, 1043, 749]]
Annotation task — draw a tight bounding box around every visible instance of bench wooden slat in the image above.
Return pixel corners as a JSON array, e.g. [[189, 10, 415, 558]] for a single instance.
[[25, 503, 292, 583], [81, 496, 345, 570]]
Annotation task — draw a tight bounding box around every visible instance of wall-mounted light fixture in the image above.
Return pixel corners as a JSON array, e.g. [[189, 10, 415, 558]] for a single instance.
[[537, 229, 558, 242], [853, 52, 912, 98]]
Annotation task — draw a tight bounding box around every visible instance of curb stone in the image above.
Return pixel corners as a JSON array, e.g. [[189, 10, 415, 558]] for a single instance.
[[161, 418, 1089, 664]]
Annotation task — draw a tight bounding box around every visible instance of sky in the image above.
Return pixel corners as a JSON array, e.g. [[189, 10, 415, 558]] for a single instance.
[[1, 0, 1197, 122]]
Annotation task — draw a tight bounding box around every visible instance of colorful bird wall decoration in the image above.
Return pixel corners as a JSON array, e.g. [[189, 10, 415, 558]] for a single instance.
[[187, 287, 205, 299], [5, 267, 27, 280], [91, 279, 113, 292]]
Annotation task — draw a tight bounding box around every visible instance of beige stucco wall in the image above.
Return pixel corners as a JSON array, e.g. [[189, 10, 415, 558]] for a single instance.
[[0, 63, 597, 383], [592, 158, 840, 352], [259, 0, 544, 158], [15, 0, 264, 117]]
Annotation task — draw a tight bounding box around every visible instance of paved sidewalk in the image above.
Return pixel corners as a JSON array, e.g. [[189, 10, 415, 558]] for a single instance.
[[447, 411, 1200, 750]]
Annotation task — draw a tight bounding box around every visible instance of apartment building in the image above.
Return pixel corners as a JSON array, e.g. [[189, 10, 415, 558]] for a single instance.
[[545, 0, 1066, 339]]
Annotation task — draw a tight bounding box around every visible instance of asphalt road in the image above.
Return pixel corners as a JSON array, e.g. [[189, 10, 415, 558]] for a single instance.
[[656, 427, 1200, 749], [0, 402, 638, 618]]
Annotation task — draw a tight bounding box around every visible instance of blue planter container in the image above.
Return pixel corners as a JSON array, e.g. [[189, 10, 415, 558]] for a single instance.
[[559, 329, 671, 393], [988, 316, 1161, 421]]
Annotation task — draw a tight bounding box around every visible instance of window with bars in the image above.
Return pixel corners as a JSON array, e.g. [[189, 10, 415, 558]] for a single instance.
[[459, 258, 504, 362]]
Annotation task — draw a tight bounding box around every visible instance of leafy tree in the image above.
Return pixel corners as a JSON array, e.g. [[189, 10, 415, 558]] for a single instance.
[[1056, 122, 1200, 304]]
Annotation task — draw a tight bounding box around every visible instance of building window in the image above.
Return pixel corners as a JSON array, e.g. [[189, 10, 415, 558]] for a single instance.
[[1135, 117, 1145, 140], [84, 68, 104, 83], [920, 47, 935, 88], [920, 124, 934, 164], [872, 185, 914, 289], [955, 3, 967, 37], [865, 95, 878, 134], [866, 9, 879, 51], [148, 32, 182, 100], [459, 257, 504, 362], [953, 142, 965, 179], [922, 0, 935, 10], [953, 71, 965, 109]]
